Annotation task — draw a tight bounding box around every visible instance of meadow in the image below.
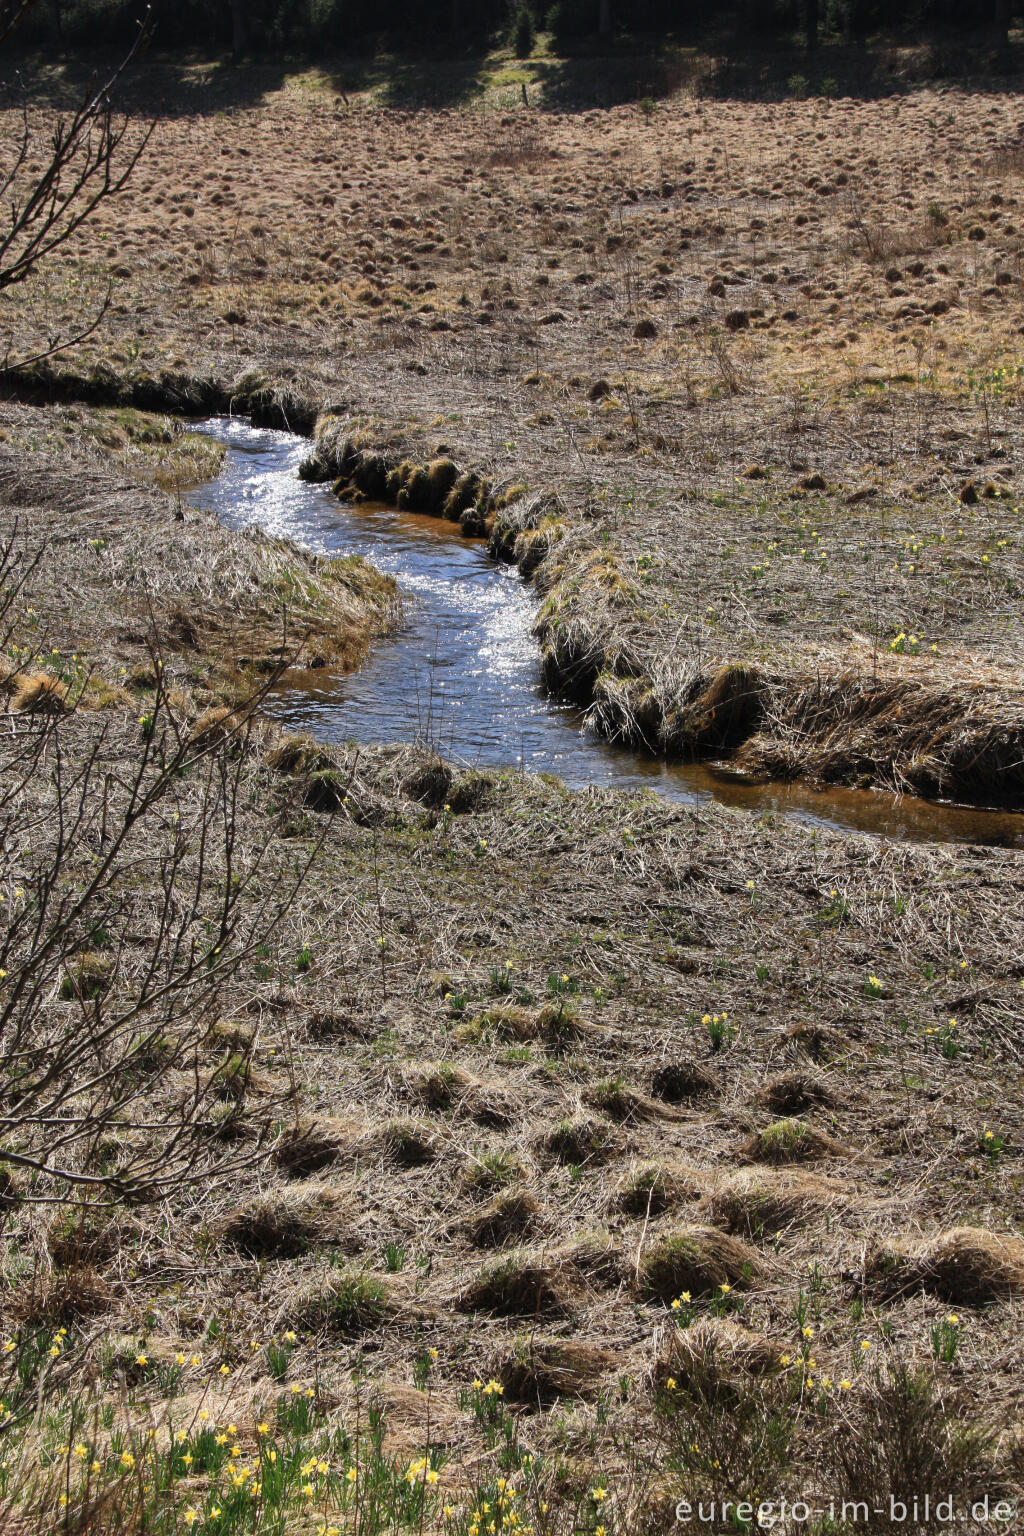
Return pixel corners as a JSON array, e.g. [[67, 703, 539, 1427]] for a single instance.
[[1, 35, 1023, 1536]]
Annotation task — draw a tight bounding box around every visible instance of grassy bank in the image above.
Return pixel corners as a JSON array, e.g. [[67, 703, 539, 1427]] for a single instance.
[[6, 357, 1023, 803], [0, 398, 400, 702], [301, 412, 1024, 803]]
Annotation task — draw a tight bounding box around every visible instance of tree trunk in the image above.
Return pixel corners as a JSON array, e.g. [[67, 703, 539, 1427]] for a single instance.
[[992, 0, 1010, 51], [849, 0, 870, 40], [450, 0, 460, 31], [804, 0, 818, 50], [230, 0, 247, 60], [47, 0, 62, 46], [599, 0, 612, 34]]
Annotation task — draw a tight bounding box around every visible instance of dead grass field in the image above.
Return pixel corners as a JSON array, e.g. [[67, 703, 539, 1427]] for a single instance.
[[1, 48, 1024, 1536], [5, 56, 1024, 798]]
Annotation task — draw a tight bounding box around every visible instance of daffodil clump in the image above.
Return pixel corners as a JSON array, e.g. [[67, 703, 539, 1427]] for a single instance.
[[0, 1324, 458, 1535], [2, 1349, 358, 1535], [669, 1281, 738, 1326], [700, 1009, 734, 1051], [1, 1324, 589, 1536], [931, 1313, 965, 1364]]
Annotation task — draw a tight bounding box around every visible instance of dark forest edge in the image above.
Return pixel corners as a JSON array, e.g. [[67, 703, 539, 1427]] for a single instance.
[[3, 0, 1023, 97]]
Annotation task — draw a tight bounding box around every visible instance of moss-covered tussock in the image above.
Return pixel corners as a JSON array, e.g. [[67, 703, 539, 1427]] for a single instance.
[[300, 419, 574, 576], [300, 415, 505, 538], [0, 360, 319, 435]]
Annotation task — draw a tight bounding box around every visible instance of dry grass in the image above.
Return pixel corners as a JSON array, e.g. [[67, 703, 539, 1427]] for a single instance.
[[0, 415, 401, 706], [3, 67, 1024, 797], [868, 1226, 1024, 1303], [1, 62, 1024, 1531]]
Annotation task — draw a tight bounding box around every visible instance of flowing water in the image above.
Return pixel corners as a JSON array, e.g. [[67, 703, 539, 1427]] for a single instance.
[[190, 417, 1024, 848]]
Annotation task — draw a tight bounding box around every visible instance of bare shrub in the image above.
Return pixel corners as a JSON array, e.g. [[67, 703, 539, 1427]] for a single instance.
[[831, 1363, 992, 1530], [655, 1325, 794, 1506], [0, 20, 153, 367], [0, 537, 318, 1214]]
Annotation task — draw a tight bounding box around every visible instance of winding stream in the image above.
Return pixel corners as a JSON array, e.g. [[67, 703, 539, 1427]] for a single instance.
[[190, 418, 1024, 848]]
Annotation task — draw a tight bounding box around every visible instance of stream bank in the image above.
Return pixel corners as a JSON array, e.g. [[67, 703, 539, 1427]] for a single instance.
[[191, 416, 1024, 848]]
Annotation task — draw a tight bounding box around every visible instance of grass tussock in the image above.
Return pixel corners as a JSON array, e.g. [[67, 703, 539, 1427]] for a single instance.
[[498, 1338, 616, 1407], [273, 1116, 363, 1175], [265, 731, 334, 777], [305, 422, 494, 532], [650, 1059, 723, 1103], [867, 1227, 1024, 1303], [468, 1188, 541, 1248], [11, 671, 69, 714], [701, 1168, 851, 1240], [187, 704, 244, 746], [292, 1268, 389, 1336], [556, 1230, 624, 1287], [681, 664, 765, 751], [757, 1071, 840, 1115], [46, 1211, 131, 1270], [476, 1003, 535, 1041], [461, 1150, 526, 1198], [218, 1181, 357, 1258], [742, 1117, 851, 1165], [614, 1160, 705, 1216], [402, 1060, 473, 1112], [541, 1114, 620, 1167], [459, 1255, 573, 1319], [58, 950, 114, 1001], [584, 1076, 684, 1124], [654, 1317, 786, 1396], [403, 1062, 516, 1126], [377, 1118, 439, 1167], [637, 1225, 763, 1301], [10, 1266, 111, 1325]]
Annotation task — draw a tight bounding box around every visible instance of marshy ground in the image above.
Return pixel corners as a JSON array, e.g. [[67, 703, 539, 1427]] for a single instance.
[[9, 49, 1024, 795], [1, 40, 1024, 1536]]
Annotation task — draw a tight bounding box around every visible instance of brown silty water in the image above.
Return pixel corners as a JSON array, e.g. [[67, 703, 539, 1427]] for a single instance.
[[190, 418, 1024, 849]]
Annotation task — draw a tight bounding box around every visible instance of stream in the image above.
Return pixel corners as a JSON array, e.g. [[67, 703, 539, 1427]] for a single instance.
[[189, 417, 1024, 849]]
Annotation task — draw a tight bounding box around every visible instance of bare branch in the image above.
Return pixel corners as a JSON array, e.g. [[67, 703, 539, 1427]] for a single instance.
[[0, 7, 153, 367], [0, 540, 330, 1209]]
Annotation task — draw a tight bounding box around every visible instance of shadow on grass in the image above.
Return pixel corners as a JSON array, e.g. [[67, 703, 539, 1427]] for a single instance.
[[323, 50, 494, 109], [695, 32, 1024, 100], [0, 48, 292, 115], [4, 26, 1024, 119], [1, 41, 497, 114], [533, 24, 1024, 105]]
